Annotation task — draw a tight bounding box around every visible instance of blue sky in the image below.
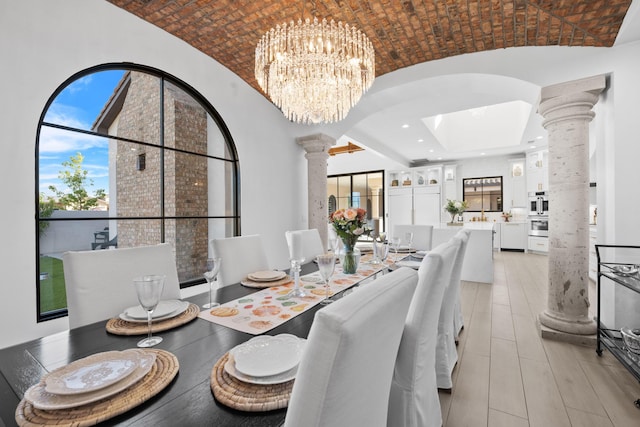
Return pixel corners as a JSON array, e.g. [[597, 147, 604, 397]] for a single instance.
[[39, 70, 125, 198]]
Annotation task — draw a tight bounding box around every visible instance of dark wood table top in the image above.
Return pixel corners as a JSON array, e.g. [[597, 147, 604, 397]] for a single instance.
[[0, 263, 385, 426]]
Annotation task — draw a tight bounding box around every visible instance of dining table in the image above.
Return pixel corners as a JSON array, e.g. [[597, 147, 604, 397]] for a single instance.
[[0, 256, 408, 427]]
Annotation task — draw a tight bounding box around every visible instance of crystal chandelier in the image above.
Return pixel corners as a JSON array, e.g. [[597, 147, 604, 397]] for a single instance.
[[255, 17, 375, 124]]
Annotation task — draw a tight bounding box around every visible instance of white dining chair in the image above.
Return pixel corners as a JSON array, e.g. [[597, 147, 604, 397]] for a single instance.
[[436, 229, 471, 390], [285, 228, 325, 264], [387, 239, 459, 427], [453, 229, 471, 342], [210, 234, 270, 287], [393, 224, 434, 251], [284, 267, 419, 427], [63, 243, 181, 329]]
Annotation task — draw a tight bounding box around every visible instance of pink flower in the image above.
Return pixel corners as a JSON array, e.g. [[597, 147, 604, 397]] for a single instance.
[[344, 208, 358, 220]]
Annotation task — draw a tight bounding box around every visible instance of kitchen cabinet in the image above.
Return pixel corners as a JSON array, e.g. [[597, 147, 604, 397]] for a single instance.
[[413, 186, 441, 225], [507, 159, 527, 208], [500, 222, 527, 251], [595, 245, 640, 408], [528, 236, 549, 253], [387, 167, 442, 233], [388, 187, 413, 233], [526, 150, 549, 194]]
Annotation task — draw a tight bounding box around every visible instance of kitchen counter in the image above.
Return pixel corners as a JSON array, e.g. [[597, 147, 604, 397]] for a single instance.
[[433, 223, 494, 283]]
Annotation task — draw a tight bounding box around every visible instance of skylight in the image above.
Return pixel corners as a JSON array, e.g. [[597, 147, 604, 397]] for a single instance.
[[422, 100, 532, 153]]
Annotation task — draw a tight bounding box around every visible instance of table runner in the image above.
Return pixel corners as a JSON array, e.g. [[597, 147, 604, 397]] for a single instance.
[[198, 253, 405, 334]]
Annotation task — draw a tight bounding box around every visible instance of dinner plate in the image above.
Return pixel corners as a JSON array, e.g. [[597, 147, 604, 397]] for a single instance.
[[119, 300, 190, 323], [230, 334, 305, 377], [224, 354, 301, 385], [247, 270, 287, 282], [44, 350, 141, 395], [26, 350, 156, 410], [125, 299, 185, 319]]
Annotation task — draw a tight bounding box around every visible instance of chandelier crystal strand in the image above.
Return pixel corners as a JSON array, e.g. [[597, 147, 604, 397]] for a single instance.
[[255, 17, 375, 125]]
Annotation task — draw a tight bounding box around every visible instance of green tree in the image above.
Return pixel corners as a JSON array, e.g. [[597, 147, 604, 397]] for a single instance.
[[38, 193, 56, 236], [48, 152, 106, 210]]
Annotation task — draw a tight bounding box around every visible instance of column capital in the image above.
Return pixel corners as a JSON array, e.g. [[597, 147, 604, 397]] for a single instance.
[[296, 133, 336, 157], [538, 74, 606, 129]]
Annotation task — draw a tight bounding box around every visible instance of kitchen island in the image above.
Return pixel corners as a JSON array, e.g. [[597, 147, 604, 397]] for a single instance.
[[433, 222, 495, 283]]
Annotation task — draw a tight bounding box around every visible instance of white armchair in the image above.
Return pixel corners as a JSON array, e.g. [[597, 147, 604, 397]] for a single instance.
[[387, 239, 459, 427], [284, 267, 418, 427], [63, 243, 181, 329], [393, 224, 434, 251], [210, 235, 270, 287]]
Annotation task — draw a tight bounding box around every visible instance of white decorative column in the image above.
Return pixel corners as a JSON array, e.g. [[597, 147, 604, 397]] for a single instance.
[[296, 134, 336, 250], [537, 75, 606, 341]]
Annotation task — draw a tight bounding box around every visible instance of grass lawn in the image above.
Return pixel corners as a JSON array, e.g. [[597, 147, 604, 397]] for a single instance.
[[39, 256, 67, 313]]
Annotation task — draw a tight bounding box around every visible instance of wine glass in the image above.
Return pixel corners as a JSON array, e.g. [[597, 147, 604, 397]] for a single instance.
[[390, 236, 401, 259], [133, 275, 165, 348], [376, 240, 389, 264], [405, 232, 414, 251], [203, 257, 222, 309], [317, 253, 336, 305]]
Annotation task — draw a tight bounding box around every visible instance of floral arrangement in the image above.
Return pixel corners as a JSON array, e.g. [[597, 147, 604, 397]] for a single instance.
[[444, 199, 468, 222], [502, 211, 513, 222], [329, 208, 371, 248]]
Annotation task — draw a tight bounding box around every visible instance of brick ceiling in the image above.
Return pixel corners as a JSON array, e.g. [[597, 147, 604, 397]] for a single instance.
[[109, 0, 632, 96]]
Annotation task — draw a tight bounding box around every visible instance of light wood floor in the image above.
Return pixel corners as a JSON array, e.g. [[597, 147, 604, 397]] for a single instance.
[[439, 251, 640, 427]]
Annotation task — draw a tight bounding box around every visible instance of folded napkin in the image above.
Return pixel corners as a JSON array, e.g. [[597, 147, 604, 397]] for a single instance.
[[395, 260, 422, 270]]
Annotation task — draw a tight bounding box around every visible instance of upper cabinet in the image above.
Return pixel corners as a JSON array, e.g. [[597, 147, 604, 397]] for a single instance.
[[508, 158, 527, 208], [388, 165, 442, 190], [526, 149, 549, 194], [388, 170, 413, 189]]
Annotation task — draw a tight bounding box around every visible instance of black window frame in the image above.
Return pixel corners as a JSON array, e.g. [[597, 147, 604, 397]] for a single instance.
[[35, 63, 241, 322]]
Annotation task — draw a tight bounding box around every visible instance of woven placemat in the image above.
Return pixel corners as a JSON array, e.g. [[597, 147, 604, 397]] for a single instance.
[[240, 275, 293, 289], [106, 303, 200, 336], [15, 349, 179, 427], [210, 352, 293, 412]]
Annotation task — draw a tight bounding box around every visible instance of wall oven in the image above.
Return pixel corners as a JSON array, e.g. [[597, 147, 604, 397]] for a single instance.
[[528, 216, 549, 237], [529, 191, 549, 216]]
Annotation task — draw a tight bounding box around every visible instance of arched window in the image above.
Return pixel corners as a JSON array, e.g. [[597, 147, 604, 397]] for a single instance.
[[36, 64, 239, 321]]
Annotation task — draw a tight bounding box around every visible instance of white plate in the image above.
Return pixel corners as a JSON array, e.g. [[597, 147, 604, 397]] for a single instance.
[[224, 351, 302, 385], [247, 270, 287, 282], [119, 300, 189, 323], [230, 334, 305, 377], [395, 260, 422, 269], [44, 350, 141, 395], [26, 350, 156, 410], [125, 299, 184, 319]]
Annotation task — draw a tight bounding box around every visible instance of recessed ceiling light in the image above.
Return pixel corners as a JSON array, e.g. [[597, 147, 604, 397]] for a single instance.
[[418, 138, 423, 142], [437, 157, 442, 160], [402, 124, 409, 128], [429, 149, 434, 153], [530, 145, 537, 149], [536, 135, 543, 139], [481, 152, 486, 156]]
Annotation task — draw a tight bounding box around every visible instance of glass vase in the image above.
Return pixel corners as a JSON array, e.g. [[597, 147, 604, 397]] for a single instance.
[[338, 242, 361, 274]]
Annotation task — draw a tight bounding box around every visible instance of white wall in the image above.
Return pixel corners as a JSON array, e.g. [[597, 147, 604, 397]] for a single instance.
[[2, 1, 640, 348], [0, 0, 307, 348]]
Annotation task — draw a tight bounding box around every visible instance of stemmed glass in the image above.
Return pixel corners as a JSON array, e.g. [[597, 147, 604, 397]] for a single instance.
[[133, 275, 165, 348], [202, 257, 222, 309], [405, 232, 414, 252], [390, 236, 401, 259], [317, 253, 336, 305], [374, 240, 389, 265]]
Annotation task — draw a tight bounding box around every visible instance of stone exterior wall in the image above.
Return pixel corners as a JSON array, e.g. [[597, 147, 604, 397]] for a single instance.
[[115, 72, 208, 281]]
